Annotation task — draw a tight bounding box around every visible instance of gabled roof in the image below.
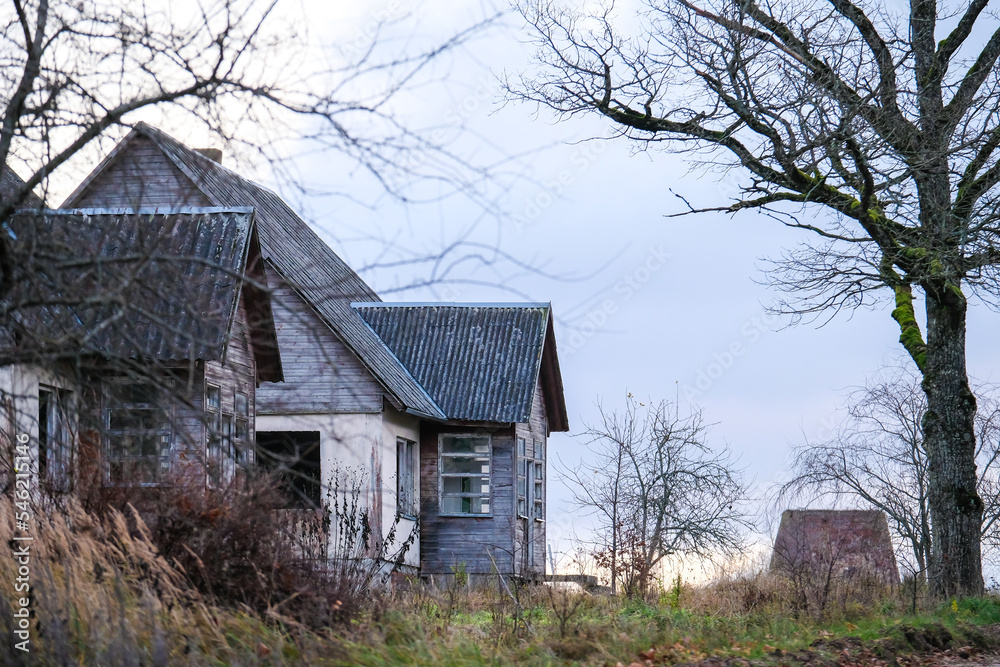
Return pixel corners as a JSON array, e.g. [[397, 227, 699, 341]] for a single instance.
[[63, 123, 444, 419], [353, 303, 569, 430], [5, 207, 280, 378]]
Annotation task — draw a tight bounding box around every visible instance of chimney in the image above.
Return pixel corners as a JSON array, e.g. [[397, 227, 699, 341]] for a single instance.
[[195, 148, 223, 164]]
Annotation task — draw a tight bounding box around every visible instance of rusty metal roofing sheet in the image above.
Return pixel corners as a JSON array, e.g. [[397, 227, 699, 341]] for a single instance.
[[5, 207, 252, 362], [353, 303, 551, 423], [100, 124, 444, 419]]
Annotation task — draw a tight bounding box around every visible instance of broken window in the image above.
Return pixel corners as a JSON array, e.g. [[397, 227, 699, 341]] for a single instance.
[[256, 431, 322, 509]]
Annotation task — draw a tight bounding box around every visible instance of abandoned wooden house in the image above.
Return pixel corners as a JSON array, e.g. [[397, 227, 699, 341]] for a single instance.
[[770, 509, 900, 585], [0, 205, 282, 496], [1, 122, 569, 580]]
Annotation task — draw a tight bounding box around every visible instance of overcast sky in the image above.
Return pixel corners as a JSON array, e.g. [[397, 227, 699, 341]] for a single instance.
[[107, 0, 1000, 578]]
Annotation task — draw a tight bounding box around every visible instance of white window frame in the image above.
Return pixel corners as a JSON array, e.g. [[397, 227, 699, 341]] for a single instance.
[[438, 433, 492, 516], [397, 437, 418, 518]]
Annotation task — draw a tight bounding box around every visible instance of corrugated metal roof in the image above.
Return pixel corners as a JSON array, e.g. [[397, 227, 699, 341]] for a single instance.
[[353, 303, 551, 423], [76, 124, 445, 419], [6, 208, 252, 362]]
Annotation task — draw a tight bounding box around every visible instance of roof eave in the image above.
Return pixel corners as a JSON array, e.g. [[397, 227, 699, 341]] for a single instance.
[[540, 309, 569, 432]]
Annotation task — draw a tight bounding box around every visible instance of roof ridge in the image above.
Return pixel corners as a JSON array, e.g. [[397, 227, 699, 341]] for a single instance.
[[126, 123, 448, 418], [354, 301, 552, 309]]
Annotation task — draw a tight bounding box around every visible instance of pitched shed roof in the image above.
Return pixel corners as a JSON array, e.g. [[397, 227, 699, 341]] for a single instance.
[[5, 207, 278, 371], [63, 123, 444, 419], [770, 509, 899, 584], [353, 303, 568, 430]]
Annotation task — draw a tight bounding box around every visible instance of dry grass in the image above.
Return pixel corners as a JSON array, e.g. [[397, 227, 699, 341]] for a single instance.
[[0, 494, 345, 665], [0, 497, 991, 666]]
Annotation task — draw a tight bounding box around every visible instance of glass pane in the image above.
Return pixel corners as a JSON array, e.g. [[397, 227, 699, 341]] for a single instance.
[[442, 456, 489, 475], [139, 435, 159, 457], [518, 477, 525, 496], [442, 476, 489, 495], [442, 496, 489, 514], [536, 441, 544, 460], [534, 501, 543, 519], [109, 461, 124, 483], [235, 392, 248, 416], [534, 463, 543, 480], [236, 419, 248, 441], [442, 436, 489, 455], [108, 435, 126, 457], [518, 437, 526, 457], [518, 498, 526, 516], [206, 386, 220, 410]]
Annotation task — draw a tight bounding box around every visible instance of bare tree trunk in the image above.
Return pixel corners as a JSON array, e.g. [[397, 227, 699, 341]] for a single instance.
[[923, 289, 984, 597]]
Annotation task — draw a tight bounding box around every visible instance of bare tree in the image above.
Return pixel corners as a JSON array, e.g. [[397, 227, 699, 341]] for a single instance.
[[562, 395, 749, 597], [779, 365, 1000, 579], [509, 0, 1000, 595]]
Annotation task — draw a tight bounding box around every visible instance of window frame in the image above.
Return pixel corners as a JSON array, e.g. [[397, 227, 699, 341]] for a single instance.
[[517, 436, 527, 518], [533, 439, 545, 522], [206, 383, 239, 488], [396, 437, 418, 519], [38, 385, 74, 492], [438, 433, 492, 517], [234, 390, 252, 467], [103, 379, 173, 487]]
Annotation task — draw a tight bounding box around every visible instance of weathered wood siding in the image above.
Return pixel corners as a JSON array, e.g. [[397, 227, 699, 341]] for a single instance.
[[419, 423, 516, 576], [71, 135, 211, 209], [204, 289, 257, 438], [514, 377, 550, 576], [257, 268, 384, 414], [94, 292, 256, 486]]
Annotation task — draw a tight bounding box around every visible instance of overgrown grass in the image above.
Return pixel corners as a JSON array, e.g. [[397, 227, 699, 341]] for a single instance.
[[3, 494, 1000, 665]]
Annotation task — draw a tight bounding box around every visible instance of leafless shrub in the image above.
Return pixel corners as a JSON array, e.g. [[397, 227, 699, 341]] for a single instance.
[[562, 395, 750, 597]]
